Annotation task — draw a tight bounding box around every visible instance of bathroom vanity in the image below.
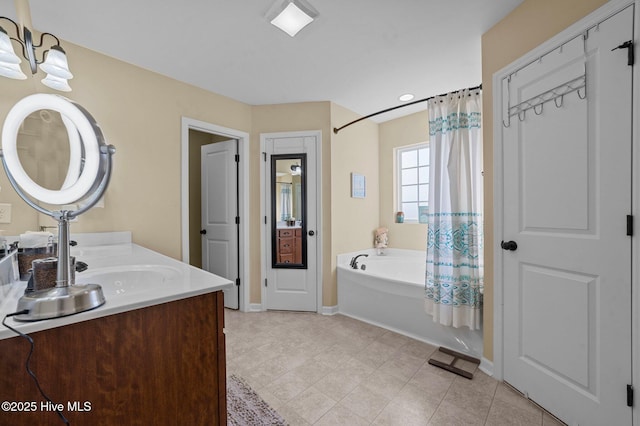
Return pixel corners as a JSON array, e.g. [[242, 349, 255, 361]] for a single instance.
[[276, 226, 302, 264], [0, 233, 232, 425]]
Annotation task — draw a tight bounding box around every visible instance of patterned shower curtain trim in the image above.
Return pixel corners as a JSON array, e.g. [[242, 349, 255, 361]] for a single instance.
[[426, 213, 484, 305], [429, 111, 481, 135]]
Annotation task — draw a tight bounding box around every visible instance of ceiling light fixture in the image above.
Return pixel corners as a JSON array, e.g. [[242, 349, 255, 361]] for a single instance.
[[0, 1, 73, 91], [269, 0, 318, 37], [399, 93, 415, 102]]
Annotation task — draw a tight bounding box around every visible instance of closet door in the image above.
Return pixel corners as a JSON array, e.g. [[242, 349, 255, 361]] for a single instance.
[[500, 5, 633, 425]]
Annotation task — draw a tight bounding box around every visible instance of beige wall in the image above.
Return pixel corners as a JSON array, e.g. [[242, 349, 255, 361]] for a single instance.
[[0, 40, 252, 261], [481, 0, 609, 361], [378, 111, 429, 250], [329, 103, 380, 305]]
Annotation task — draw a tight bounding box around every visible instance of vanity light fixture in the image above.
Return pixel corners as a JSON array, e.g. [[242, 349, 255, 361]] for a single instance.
[[269, 0, 318, 37], [290, 164, 302, 175], [0, 13, 73, 91]]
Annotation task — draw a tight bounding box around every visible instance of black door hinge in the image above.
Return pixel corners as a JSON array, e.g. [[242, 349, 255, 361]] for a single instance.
[[264, 278, 268, 287], [235, 216, 240, 225], [612, 40, 634, 66], [235, 278, 240, 287], [627, 384, 634, 407], [235, 154, 240, 163], [627, 215, 634, 236], [262, 152, 267, 162]]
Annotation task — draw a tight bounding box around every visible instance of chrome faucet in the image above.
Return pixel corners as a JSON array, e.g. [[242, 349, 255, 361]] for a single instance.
[[350, 254, 369, 269]]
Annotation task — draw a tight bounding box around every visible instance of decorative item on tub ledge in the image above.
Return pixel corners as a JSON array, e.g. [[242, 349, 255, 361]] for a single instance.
[[0, 93, 116, 321], [374, 227, 388, 255], [396, 211, 404, 223]]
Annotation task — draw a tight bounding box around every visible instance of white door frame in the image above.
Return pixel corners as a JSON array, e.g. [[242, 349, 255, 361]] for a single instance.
[[181, 117, 250, 312], [493, 2, 638, 420], [260, 130, 323, 313]]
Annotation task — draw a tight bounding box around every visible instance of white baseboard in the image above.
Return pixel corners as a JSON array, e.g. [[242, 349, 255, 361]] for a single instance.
[[248, 303, 263, 312], [321, 305, 339, 315], [479, 357, 494, 377]]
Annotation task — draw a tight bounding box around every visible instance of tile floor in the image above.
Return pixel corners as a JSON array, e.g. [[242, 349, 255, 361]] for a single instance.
[[225, 309, 564, 426]]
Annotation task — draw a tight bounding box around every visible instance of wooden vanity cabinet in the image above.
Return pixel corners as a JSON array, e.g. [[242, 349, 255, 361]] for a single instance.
[[0, 291, 226, 425], [277, 228, 302, 264]]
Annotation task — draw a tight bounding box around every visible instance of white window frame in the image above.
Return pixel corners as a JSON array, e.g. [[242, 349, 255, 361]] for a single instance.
[[396, 142, 429, 223]]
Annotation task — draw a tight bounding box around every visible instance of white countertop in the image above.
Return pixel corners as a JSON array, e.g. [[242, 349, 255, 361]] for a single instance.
[[0, 234, 233, 340]]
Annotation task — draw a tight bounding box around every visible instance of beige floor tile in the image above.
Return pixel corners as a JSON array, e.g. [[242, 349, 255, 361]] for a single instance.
[[393, 382, 441, 419], [373, 399, 431, 426], [408, 366, 454, 401], [360, 369, 409, 400], [494, 383, 543, 417], [286, 387, 337, 424], [378, 330, 412, 348], [428, 400, 486, 426], [353, 344, 396, 369], [313, 370, 362, 400], [341, 385, 392, 422], [291, 358, 336, 386], [485, 397, 543, 426], [313, 343, 354, 366], [275, 404, 312, 426], [225, 310, 543, 425], [402, 339, 439, 360], [315, 403, 370, 426], [441, 379, 493, 418], [253, 388, 286, 411], [336, 357, 376, 382], [379, 354, 425, 381], [454, 370, 498, 397], [264, 371, 312, 402]]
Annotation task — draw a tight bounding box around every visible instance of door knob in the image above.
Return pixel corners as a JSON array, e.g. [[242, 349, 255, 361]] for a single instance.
[[501, 240, 517, 251], [200, 229, 207, 235], [308, 230, 315, 236]]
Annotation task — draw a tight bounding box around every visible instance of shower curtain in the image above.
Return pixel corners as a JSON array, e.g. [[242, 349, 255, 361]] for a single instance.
[[280, 183, 292, 221], [424, 88, 484, 330]]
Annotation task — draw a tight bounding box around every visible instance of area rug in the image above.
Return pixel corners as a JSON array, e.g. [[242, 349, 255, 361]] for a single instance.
[[227, 374, 288, 426]]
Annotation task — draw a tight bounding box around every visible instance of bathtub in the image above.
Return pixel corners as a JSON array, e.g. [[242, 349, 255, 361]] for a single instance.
[[337, 248, 483, 359]]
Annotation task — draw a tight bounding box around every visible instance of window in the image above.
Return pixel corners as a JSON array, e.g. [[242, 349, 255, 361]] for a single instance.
[[396, 143, 429, 222]]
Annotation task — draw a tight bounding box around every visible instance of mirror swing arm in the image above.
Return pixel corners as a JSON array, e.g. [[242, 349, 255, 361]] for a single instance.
[[0, 94, 116, 321]]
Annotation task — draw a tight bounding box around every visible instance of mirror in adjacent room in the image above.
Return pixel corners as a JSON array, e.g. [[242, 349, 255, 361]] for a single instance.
[[271, 154, 306, 269]]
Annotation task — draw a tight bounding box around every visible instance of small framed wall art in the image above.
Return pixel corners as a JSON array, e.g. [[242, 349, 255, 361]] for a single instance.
[[351, 173, 366, 198]]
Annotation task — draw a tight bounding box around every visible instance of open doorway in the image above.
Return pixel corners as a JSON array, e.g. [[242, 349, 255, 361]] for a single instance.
[[181, 117, 250, 311]]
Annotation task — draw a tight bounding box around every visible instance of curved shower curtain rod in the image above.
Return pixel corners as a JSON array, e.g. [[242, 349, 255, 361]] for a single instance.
[[333, 83, 482, 134]]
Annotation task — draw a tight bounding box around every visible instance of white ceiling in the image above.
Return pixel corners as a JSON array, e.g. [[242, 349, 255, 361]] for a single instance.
[[5, 0, 523, 122]]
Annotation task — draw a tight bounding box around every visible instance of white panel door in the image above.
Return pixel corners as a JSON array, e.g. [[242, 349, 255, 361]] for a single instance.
[[501, 6, 633, 425], [264, 133, 318, 312], [201, 139, 238, 309]]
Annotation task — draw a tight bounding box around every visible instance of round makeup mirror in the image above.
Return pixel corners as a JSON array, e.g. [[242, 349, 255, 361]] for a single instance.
[[0, 94, 116, 321], [16, 108, 79, 194]]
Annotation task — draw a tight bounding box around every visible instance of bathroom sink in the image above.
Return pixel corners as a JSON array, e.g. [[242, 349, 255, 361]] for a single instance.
[[75, 265, 182, 297]]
